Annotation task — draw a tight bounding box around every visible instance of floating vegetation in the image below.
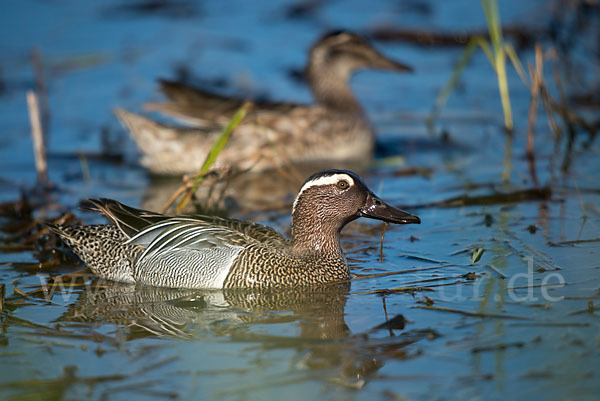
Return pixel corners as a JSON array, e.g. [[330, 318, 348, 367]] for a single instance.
[[351, 265, 453, 282], [471, 341, 524, 353], [471, 248, 485, 264], [414, 305, 529, 320]]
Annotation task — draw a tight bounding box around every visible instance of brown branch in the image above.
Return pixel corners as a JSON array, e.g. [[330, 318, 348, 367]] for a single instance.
[[30, 48, 50, 138], [526, 44, 544, 187], [0, 283, 5, 313], [409, 187, 551, 208], [370, 25, 539, 48]]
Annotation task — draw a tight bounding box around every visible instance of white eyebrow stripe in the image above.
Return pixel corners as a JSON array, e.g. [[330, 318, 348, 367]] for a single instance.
[[292, 173, 355, 214]]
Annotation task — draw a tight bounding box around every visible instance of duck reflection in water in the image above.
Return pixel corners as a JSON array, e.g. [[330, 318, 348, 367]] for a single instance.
[[58, 281, 438, 388]]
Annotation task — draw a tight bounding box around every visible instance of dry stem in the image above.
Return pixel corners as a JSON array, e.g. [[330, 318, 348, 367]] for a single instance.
[[27, 90, 48, 183]]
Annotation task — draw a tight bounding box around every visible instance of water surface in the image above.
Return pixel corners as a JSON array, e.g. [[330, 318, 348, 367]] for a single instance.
[[1, 1, 599, 400]]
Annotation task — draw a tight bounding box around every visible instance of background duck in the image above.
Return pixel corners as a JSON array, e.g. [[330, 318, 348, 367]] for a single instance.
[[49, 170, 420, 289], [115, 31, 411, 175]]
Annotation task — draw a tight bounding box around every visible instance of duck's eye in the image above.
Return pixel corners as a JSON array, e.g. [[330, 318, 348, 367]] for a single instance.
[[337, 180, 349, 190]]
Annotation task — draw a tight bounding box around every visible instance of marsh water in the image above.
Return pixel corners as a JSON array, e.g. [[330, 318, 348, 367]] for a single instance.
[[1, 1, 599, 400]]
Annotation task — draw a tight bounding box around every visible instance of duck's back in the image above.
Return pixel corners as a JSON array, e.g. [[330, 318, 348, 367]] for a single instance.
[[116, 104, 374, 175], [129, 216, 291, 289], [50, 199, 293, 289]]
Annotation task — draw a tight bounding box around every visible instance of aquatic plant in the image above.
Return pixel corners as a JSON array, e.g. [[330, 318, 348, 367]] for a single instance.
[[428, 0, 526, 181]]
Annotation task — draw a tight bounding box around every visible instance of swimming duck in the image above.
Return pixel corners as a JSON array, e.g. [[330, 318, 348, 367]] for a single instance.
[[115, 31, 411, 175], [49, 170, 420, 289]]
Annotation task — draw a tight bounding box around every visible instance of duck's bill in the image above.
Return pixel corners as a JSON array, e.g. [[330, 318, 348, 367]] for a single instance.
[[360, 193, 420, 224], [369, 49, 413, 72]]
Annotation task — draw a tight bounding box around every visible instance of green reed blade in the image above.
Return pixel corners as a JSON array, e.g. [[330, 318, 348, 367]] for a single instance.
[[196, 101, 252, 181], [482, 0, 513, 131], [175, 101, 252, 212], [427, 36, 481, 134], [504, 43, 528, 85]]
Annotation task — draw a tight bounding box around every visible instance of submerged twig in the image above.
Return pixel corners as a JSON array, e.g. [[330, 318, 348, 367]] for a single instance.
[[509, 322, 590, 327], [352, 264, 452, 281], [13, 286, 35, 301], [471, 342, 524, 353], [526, 44, 544, 186], [549, 237, 600, 246], [567, 301, 596, 316], [379, 223, 388, 263], [414, 305, 529, 320], [0, 283, 5, 313], [31, 48, 50, 139], [381, 297, 390, 333], [409, 186, 551, 208], [449, 244, 483, 256], [357, 286, 435, 295], [485, 264, 506, 278], [574, 180, 587, 220], [133, 356, 180, 376], [399, 254, 446, 264]]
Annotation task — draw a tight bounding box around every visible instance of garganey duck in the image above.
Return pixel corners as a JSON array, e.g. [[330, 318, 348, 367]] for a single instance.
[[49, 170, 420, 289], [115, 31, 411, 175]]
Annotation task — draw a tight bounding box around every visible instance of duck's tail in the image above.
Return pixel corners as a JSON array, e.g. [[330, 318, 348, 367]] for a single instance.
[[114, 108, 214, 175], [48, 223, 138, 284]]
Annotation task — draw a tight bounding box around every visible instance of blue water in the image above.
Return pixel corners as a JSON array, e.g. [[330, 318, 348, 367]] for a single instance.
[[1, 1, 599, 400]]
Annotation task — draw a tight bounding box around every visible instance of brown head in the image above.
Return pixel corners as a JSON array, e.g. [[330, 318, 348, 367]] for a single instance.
[[291, 170, 420, 256], [306, 31, 412, 111]]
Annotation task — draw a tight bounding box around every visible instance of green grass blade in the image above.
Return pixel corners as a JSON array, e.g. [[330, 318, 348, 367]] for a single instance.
[[496, 52, 513, 130], [427, 36, 482, 134], [471, 248, 485, 264], [196, 101, 252, 181], [481, 0, 503, 46], [504, 43, 528, 85], [175, 101, 252, 212], [476, 38, 495, 68], [481, 0, 513, 131]]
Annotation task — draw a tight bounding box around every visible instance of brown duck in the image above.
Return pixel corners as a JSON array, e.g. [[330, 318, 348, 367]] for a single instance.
[[115, 31, 411, 175], [49, 170, 420, 289]]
